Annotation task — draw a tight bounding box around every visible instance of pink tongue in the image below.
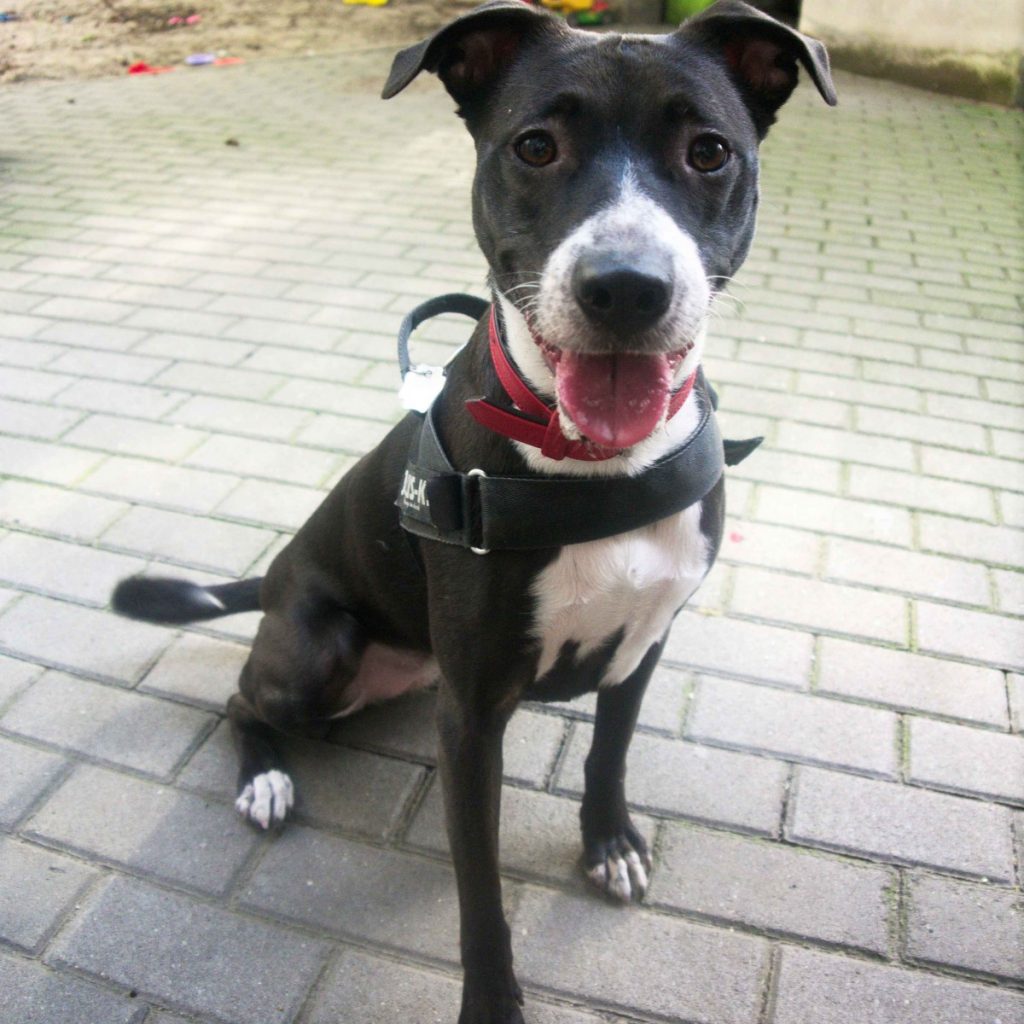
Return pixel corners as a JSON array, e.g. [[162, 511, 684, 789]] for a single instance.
[[555, 350, 672, 449]]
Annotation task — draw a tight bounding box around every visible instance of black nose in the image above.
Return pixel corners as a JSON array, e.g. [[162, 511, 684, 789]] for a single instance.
[[572, 254, 673, 333]]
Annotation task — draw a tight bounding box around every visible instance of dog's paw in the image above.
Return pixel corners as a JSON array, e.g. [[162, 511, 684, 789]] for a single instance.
[[584, 827, 652, 903], [235, 770, 294, 829]]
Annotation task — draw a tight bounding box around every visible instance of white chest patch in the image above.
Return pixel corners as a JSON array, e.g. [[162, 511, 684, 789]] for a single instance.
[[531, 502, 709, 687]]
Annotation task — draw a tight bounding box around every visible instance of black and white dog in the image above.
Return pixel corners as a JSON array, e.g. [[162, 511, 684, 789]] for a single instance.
[[113, 3, 834, 1020]]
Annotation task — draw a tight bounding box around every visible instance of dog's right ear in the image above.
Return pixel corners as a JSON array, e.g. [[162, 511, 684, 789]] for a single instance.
[[382, 0, 554, 104]]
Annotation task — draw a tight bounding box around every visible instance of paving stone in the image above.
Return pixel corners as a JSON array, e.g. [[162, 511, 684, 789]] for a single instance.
[[757, 487, 913, 546], [0, 365, 75, 402], [1010, 673, 1023, 734], [180, 720, 423, 838], [0, 435, 103, 486], [0, 651, 43, 707], [848, 465, 995, 521], [513, 886, 768, 1024], [719, 519, 822, 575], [0, 837, 97, 950], [687, 676, 898, 777], [240, 823, 462, 962], [63, 414, 206, 461], [102, 506, 275, 575], [0, 531, 147, 606], [917, 601, 1023, 671], [168, 394, 313, 441], [816, 637, 1008, 727], [49, 874, 328, 1024], [908, 718, 1024, 805], [663, 610, 814, 688], [0, 951, 144, 1024], [559, 724, 785, 835], [772, 944, 1024, 1024], [0, 396, 82, 440], [308, 949, 605, 1024], [651, 823, 892, 954], [2, 670, 211, 777], [830, 535, 992, 606], [81, 456, 239, 515], [184, 433, 341, 487], [905, 872, 1024, 981], [26, 763, 259, 895], [139, 632, 248, 709], [0, 593, 171, 683], [0, 478, 128, 541], [730, 566, 908, 644], [215, 478, 323, 531], [0, 735, 67, 827], [54, 378, 184, 420], [919, 514, 1024, 569], [787, 766, 1015, 881]]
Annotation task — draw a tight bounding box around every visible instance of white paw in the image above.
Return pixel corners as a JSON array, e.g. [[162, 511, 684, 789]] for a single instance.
[[587, 843, 651, 903], [235, 770, 294, 829]]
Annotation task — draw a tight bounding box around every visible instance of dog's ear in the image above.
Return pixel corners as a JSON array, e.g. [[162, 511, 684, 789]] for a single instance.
[[382, 0, 554, 103], [678, 0, 836, 134]]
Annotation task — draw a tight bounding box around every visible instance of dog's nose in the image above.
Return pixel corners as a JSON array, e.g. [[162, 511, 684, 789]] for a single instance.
[[572, 254, 673, 333]]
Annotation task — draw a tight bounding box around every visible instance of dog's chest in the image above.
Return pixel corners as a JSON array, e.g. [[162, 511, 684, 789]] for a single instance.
[[531, 503, 709, 688]]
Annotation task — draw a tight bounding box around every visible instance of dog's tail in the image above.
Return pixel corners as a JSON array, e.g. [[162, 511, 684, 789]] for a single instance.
[[111, 576, 263, 624]]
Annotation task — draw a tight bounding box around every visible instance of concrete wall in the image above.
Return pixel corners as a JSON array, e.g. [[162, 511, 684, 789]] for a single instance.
[[800, 0, 1024, 104]]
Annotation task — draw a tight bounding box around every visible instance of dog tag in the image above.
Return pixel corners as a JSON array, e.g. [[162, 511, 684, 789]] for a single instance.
[[399, 365, 446, 413]]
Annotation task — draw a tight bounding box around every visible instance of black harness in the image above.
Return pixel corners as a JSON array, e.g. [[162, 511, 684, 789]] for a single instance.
[[395, 294, 761, 553]]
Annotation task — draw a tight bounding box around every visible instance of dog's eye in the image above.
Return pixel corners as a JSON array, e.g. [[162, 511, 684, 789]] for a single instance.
[[514, 132, 557, 168], [688, 134, 730, 173]]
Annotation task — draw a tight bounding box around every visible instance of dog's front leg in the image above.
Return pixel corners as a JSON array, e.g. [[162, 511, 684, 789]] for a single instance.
[[581, 641, 663, 903], [436, 683, 523, 1024]]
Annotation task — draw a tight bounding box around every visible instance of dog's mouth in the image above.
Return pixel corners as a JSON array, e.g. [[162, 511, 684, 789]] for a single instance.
[[536, 338, 694, 449]]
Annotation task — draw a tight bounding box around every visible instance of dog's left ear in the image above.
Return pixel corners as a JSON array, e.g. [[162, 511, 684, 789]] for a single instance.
[[679, 0, 836, 135], [382, 0, 556, 104]]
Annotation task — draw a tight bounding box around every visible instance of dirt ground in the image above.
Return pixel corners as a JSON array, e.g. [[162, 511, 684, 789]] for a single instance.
[[0, 0, 479, 82]]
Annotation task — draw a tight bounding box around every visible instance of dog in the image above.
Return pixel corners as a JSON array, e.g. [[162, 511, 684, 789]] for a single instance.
[[112, 3, 835, 1020]]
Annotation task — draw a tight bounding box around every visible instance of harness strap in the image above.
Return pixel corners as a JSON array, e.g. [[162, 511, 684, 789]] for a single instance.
[[395, 293, 763, 553], [398, 372, 728, 552]]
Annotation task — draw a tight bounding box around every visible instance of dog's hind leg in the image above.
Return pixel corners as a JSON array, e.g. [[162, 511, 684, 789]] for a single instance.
[[228, 597, 368, 829], [580, 640, 662, 903]]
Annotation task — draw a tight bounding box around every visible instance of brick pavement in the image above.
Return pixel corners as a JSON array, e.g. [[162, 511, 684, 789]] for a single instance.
[[0, 42, 1022, 1024]]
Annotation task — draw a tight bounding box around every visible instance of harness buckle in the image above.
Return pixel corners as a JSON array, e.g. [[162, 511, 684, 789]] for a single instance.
[[466, 468, 490, 555]]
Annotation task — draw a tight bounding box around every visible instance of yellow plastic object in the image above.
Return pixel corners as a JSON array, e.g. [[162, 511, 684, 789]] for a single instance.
[[343, 0, 390, 6], [541, 0, 595, 13]]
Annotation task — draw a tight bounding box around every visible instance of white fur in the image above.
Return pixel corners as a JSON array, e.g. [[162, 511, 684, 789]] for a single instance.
[[235, 770, 293, 829], [531, 432, 710, 688]]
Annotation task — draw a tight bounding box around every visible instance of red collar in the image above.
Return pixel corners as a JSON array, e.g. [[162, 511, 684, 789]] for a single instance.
[[464, 307, 697, 462]]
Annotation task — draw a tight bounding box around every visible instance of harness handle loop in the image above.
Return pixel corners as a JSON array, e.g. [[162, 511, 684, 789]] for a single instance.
[[397, 293, 490, 381]]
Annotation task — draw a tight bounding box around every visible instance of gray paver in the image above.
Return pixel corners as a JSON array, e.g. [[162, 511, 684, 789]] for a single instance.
[[787, 766, 1016, 881], [905, 872, 1024, 981], [139, 631, 249, 710], [771, 945, 1024, 1024], [686, 676, 899, 777], [0, 735, 67, 827], [2, 670, 211, 777], [0, 838, 97, 951], [26, 764, 259, 895], [49, 875, 329, 1024], [908, 718, 1024, 805], [240, 824, 462, 962], [513, 886, 769, 1024], [816, 637, 1009, 727], [0, 594, 172, 683], [651, 823, 893, 954], [0, 951, 144, 1024]]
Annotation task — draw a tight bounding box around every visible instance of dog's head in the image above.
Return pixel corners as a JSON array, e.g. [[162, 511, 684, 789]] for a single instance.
[[385, 0, 835, 454]]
